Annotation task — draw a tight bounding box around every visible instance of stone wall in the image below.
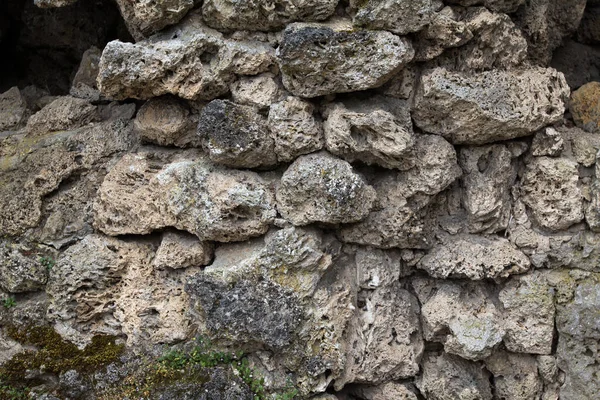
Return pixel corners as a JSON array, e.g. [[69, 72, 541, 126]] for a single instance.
[[1, 0, 600, 399]]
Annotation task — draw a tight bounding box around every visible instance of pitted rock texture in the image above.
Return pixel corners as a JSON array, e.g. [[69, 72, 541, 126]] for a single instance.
[[349, 0, 435, 35], [114, 0, 194, 40], [277, 20, 414, 97]]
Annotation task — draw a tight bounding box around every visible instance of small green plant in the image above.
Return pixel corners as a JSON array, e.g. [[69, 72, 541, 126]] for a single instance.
[[39, 256, 55, 271], [2, 297, 16, 309]]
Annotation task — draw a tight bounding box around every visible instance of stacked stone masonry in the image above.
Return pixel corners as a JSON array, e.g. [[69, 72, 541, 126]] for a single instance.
[[1, 0, 600, 399]]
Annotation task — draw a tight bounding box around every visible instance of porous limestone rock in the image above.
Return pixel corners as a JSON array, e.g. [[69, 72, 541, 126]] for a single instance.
[[531, 127, 564, 157], [355, 247, 413, 289], [201, 0, 338, 31], [0, 240, 52, 293], [349, 0, 435, 35], [570, 81, 600, 133], [556, 278, 600, 400], [277, 20, 414, 98], [349, 382, 418, 400], [153, 231, 213, 269], [98, 13, 275, 101], [432, 7, 528, 71], [0, 87, 29, 131], [134, 96, 200, 148], [25, 96, 97, 137], [459, 144, 516, 233], [267, 96, 324, 162], [413, 278, 504, 360], [499, 271, 555, 354], [417, 234, 530, 280], [520, 156, 584, 231], [414, 7, 473, 61], [276, 152, 376, 225], [323, 95, 415, 169], [230, 73, 284, 110], [416, 352, 493, 400], [70, 46, 102, 102], [412, 67, 569, 144], [197, 99, 277, 168], [114, 0, 194, 40], [338, 135, 461, 248], [587, 161, 600, 232], [484, 351, 542, 400], [34, 0, 78, 8], [93, 151, 276, 242], [446, 0, 525, 13]]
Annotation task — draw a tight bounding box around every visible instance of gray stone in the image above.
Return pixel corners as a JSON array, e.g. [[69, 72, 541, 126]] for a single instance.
[[70, 46, 102, 102], [532, 127, 564, 157], [349, 382, 418, 400], [551, 40, 600, 90], [25, 96, 97, 137], [0, 240, 52, 293], [267, 96, 324, 162], [412, 67, 569, 144], [0, 87, 29, 131], [323, 95, 415, 169], [414, 7, 473, 61], [202, 0, 338, 31], [197, 100, 276, 168], [520, 157, 584, 231], [34, 0, 78, 7], [276, 152, 376, 225], [446, 0, 525, 13], [484, 352, 542, 400], [277, 20, 414, 98], [153, 231, 213, 269], [230, 73, 284, 110], [416, 352, 493, 400], [114, 0, 194, 40], [349, 0, 435, 35]]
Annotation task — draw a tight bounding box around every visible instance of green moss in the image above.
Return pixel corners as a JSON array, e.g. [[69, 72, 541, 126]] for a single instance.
[[0, 325, 124, 382], [0, 382, 29, 400]]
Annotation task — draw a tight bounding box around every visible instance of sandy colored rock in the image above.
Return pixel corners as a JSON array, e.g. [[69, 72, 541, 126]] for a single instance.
[[197, 99, 276, 168], [459, 144, 516, 233], [418, 234, 530, 280], [500, 271, 555, 354], [93, 151, 276, 242], [230, 73, 284, 110], [349, 382, 418, 400], [70, 46, 102, 102], [355, 247, 413, 289], [135, 96, 200, 148], [98, 13, 275, 101], [267, 96, 324, 162], [0, 87, 29, 131], [413, 278, 504, 360], [417, 352, 493, 400], [338, 135, 461, 248], [570, 81, 600, 133], [349, 0, 435, 35], [153, 231, 213, 269], [114, 0, 194, 40], [414, 7, 473, 61], [323, 95, 415, 169], [484, 351, 542, 400], [276, 152, 376, 225], [25, 96, 97, 136], [202, 0, 337, 31], [520, 156, 583, 231], [412, 67, 569, 144], [532, 127, 564, 157], [277, 20, 414, 98]]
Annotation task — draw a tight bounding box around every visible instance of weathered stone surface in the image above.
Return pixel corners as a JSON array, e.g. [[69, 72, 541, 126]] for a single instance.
[[34, 0, 78, 8], [418, 234, 530, 280], [570, 81, 600, 133], [323, 95, 415, 169], [520, 157, 584, 231], [413, 278, 503, 360], [153, 231, 213, 270], [459, 144, 516, 233], [414, 7, 473, 61], [25, 96, 97, 137], [114, 0, 194, 40], [93, 151, 276, 242], [134, 96, 200, 148], [276, 152, 376, 225], [0, 87, 29, 131], [349, 0, 435, 35], [70, 46, 102, 102], [197, 100, 276, 168], [500, 272, 555, 354], [587, 161, 600, 232], [556, 278, 600, 400], [277, 20, 414, 98], [355, 247, 413, 289], [515, 0, 587, 65], [0, 240, 52, 293], [338, 135, 461, 248], [446, 0, 525, 13], [412, 67, 569, 144], [532, 127, 564, 157], [416, 352, 493, 400], [349, 382, 418, 400], [268, 96, 324, 162], [230, 73, 284, 110], [98, 13, 275, 101], [484, 351, 542, 400], [433, 7, 528, 71]]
